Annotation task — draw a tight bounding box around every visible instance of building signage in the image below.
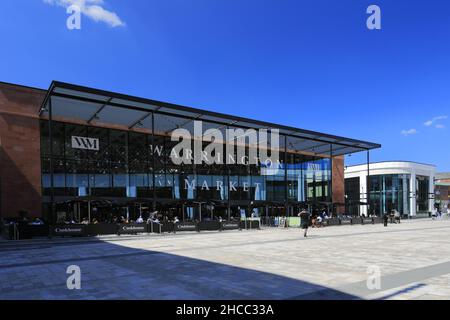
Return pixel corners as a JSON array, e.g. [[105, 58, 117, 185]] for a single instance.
[[176, 223, 197, 231], [221, 222, 240, 230], [53, 225, 85, 236], [71, 136, 99, 151], [120, 225, 146, 233], [122, 225, 146, 232]]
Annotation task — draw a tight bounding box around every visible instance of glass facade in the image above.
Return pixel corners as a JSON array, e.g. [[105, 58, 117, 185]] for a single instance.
[[345, 174, 432, 217], [368, 174, 410, 216], [344, 177, 361, 216], [416, 175, 430, 213], [41, 120, 333, 220]]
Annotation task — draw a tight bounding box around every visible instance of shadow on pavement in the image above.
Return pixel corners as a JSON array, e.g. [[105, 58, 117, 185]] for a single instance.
[[0, 236, 361, 300]]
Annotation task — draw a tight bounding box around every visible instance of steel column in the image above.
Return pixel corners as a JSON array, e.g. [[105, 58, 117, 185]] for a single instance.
[[48, 98, 55, 225], [367, 150, 370, 216], [151, 112, 156, 211]]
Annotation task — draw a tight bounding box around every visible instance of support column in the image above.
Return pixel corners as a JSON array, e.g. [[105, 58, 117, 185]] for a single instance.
[[151, 112, 156, 211], [410, 173, 417, 217], [329, 144, 333, 216], [366, 150, 370, 217], [429, 175, 435, 213], [88, 200, 91, 223], [48, 98, 55, 225], [284, 135, 288, 218], [402, 175, 408, 216], [360, 173, 368, 217]]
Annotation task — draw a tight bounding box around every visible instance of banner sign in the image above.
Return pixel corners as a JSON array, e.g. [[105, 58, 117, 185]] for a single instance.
[[221, 222, 240, 230], [71, 136, 99, 151], [175, 223, 197, 232], [118, 224, 147, 234], [52, 225, 85, 236]]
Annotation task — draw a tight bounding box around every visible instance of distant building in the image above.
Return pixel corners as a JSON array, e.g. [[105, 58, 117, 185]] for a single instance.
[[435, 173, 450, 212], [344, 161, 436, 217]]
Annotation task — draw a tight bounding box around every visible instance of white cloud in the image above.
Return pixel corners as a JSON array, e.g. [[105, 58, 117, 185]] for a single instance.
[[44, 0, 125, 27], [424, 115, 447, 127], [435, 124, 445, 129], [401, 129, 418, 136]]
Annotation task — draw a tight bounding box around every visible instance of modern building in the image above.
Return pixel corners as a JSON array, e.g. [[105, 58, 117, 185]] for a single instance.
[[344, 161, 436, 217], [0, 81, 380, 223], [435, 172, 450, 212]]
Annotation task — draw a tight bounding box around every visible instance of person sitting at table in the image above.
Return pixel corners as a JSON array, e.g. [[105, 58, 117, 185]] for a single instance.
[[389, 210, 395, 224], [92, 218, 99, 225], [316, 214, 323, 227], [31, 217, 44, 225], [136, 216, 144, 224]]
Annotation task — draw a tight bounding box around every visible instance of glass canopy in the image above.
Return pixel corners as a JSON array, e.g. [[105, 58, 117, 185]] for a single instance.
[[39, 81, 381, 157]]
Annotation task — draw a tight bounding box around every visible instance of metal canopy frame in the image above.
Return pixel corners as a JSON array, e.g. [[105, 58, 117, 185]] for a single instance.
[[39, 81, 381, 157]]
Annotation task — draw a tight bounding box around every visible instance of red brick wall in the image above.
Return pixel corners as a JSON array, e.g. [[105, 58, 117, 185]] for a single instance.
[[0, 82, 45, 218], [332, 156, 345, 213]]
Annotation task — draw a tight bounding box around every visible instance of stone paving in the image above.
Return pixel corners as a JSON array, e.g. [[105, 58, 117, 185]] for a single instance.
[[1, 219, 450, 300]]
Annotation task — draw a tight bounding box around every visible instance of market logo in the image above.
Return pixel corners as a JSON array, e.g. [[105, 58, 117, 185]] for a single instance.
[[170, 120, 280, 168], [71, 136, 99, 151]]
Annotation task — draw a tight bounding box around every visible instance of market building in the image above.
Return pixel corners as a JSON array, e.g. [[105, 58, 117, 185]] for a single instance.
[[0, 81, 380, 224], [344, 161, 436, 217]]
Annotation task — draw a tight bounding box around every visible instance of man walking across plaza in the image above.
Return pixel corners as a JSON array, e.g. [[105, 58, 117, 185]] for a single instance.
[[383, 212, 389, 227], [299, 208, 311, 238]]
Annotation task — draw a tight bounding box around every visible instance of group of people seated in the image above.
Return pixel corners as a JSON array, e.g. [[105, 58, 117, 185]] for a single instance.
[[310, 211, 329, 228]]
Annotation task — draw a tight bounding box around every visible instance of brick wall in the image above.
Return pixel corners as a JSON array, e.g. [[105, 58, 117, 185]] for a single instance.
[[0, 82, 45, 218], [332, 156, 345, 213]]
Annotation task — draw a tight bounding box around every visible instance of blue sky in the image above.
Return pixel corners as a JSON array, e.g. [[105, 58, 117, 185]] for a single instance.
[[1, 0, 449, 171]]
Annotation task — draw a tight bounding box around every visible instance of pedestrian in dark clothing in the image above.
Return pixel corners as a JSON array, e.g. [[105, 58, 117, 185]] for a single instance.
[[299, 209, 311, 237], [383, 213, 389, 227]]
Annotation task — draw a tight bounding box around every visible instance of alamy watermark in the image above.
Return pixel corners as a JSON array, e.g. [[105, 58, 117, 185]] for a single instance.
[[366, 265, 381, 290], [66, 265, 81, 290], [66, 5, 81, 30], [170, 121, 280, 169], [366, 5, 381, 30]]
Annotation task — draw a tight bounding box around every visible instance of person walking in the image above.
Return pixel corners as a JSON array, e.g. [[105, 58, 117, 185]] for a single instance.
[[299, 209, 311, 238], [383, 212, 389, 227], [394, 209, 401, 224]]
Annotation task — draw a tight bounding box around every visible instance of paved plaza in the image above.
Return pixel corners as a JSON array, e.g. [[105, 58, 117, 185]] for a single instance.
[[1, 219, 450, 300]]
